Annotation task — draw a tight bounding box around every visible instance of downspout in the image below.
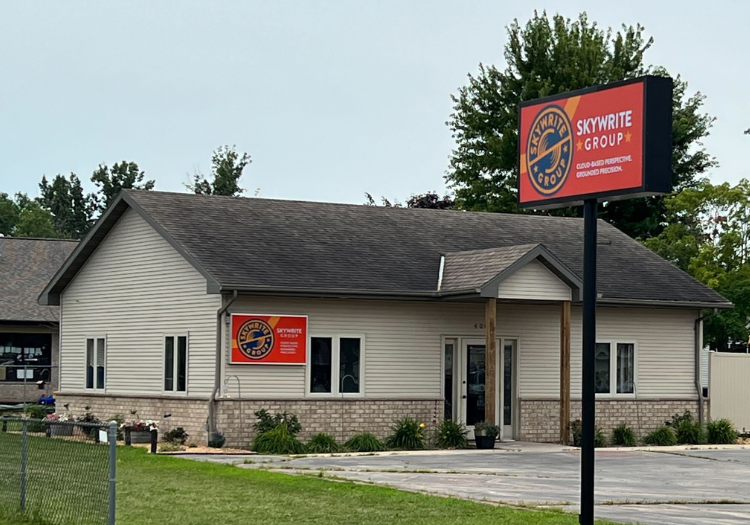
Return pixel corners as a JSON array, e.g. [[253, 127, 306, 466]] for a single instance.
[[694, 308, 718, 427], [208, 290, 238, 440]]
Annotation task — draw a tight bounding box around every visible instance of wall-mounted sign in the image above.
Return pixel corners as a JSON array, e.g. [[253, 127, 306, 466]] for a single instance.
[[518, 76, 672, 209], [230, 314, 307, 364]]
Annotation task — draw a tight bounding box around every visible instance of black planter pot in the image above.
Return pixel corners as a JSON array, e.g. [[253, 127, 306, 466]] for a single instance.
[[475, 435, 496, 449]]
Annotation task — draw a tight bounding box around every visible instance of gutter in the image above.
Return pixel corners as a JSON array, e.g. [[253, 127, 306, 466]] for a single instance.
[[694, 308, 719, 426], [207, 290, 238, 441]]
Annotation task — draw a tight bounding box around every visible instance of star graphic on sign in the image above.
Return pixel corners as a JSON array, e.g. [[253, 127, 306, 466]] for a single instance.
[[577, 140, 583, 151], [533, 165, 539, 173], [563, 144, 568, 153], [625, 131, 632, 143]]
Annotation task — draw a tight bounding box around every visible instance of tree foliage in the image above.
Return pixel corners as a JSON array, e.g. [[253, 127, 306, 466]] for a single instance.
[[14, 200, 57, 238], [0, 193, 21, 236], [91, 161, 154, 213], [446, 11, 715, 239], [187, 145, 251, 196], [644, 179, 750, 350], [39, 174, 92, 238], [364, 191, 455, 209]]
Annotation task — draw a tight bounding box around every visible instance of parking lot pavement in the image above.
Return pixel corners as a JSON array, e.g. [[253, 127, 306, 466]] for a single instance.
[[181, 446, 750, 525]]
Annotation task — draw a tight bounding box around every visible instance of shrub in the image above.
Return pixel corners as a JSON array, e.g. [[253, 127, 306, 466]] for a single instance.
[[344, 432, 387, 452], [23, 404, 47, 432], [473, 420, 499, 439], [208, 432, 226, 448], [571, 419, 607, 447], [611, 423, 637, 447], [164, 427, 190, 445], [306, 433, 340, 454], [706, 419, 738, 444], [435, 419, 468, 449], [254, 409, 301, 436], [77, 406, 101, 438], [386, 417, 425, 450], [665, 410, 704, 444], [110, 414, 125, 440], [253, 425, 306, 454], [158, 442, 181, 453], [644, 426, 677, 446], [594, 427, 608, 448]]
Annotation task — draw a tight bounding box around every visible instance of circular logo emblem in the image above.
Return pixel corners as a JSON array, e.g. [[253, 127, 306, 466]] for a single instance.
[[237, 319, 275, 360], [526, 104, 573, 196]]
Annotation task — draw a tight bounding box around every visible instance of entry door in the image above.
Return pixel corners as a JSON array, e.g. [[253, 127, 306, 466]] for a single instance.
[[459, 338, 516, 439]]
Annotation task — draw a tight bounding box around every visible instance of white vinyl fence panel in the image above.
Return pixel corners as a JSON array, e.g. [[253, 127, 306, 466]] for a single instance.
[[709, 351, 750, 432]]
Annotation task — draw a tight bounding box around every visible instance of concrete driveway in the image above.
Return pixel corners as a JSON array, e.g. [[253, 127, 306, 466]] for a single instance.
[[182, 443, 750, 525]]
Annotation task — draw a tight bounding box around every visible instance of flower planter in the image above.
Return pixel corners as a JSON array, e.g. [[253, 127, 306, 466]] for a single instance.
[[49, 424, 74, 437], [475, 435, 496, 449], [129, 430, 152, 444]]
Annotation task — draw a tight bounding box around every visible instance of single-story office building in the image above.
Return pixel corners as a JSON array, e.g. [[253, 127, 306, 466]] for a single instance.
[[39, 190, 731, 446], [1, 237, 77, 403]]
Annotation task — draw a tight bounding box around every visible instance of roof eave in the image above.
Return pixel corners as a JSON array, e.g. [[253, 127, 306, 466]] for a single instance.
[[597, 297, 734, 310]]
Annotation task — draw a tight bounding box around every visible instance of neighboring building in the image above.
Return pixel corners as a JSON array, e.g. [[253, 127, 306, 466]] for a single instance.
[[40, 190, 730, 446], [0, 237, 77, 403]]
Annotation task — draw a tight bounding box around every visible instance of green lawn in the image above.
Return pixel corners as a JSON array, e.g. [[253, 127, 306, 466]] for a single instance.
[[2, 441, 619, 525]]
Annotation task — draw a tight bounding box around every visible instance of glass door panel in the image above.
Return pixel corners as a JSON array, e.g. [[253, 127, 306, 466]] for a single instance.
[[466, 344, 486, 426]]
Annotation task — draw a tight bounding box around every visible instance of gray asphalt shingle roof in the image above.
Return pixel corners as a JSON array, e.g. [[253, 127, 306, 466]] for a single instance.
[[1, 237, 77, 322], [440, 245, 540, 291], [113, 190, 727, 306]]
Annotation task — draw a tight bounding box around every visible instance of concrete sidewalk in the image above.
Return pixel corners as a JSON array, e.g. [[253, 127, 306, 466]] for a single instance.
[[182, 444, 750, 525]]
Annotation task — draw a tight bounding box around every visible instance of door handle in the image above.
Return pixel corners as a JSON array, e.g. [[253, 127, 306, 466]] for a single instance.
[[462, 395, 467, 399]]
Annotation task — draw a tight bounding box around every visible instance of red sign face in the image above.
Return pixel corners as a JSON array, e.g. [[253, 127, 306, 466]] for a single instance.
[[518, 78, 670, 209], [230, 314, 307, 364]]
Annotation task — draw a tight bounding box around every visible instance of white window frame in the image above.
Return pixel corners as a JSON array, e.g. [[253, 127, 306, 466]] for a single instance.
[[163, 334, 189, 395], [306, 333, 365, 398], [85, 335, 107, 391], [595, 339, 638, 398]]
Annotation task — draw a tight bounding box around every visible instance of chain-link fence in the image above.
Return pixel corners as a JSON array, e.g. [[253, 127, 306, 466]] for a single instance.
[[0, 418, 116, 525]]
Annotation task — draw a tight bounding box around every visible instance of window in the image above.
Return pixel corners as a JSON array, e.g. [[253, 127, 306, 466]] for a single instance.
[[164, 335, 188, 393], [595, 341, 636, 395], [308, 335, 363, 396], [86, 337, 106, 390], [0, 333, 52, 383]]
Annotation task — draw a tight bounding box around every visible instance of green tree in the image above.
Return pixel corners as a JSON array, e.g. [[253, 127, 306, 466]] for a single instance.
[[645, 180, 750, 350], [446, 11, 715, 238], [0, 192, 21, 236], [14, 201, 58, 238], [39, 174, 93, 238], [91, 161, 154, 213], [188, 146, 251, 196]]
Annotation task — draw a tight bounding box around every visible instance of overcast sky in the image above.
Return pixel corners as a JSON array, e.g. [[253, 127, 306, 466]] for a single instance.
[[1, 1, 747, 204]]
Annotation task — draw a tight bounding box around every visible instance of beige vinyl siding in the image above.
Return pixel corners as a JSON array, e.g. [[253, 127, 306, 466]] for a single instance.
[[59, 209, 220, 396], [564, 306, 699, 399], [224, 297, 563, 399], [498, 260, 572, 301]]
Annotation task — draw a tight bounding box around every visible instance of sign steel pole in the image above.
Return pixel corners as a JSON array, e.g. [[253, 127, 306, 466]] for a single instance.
[[579, 198, 597, 525]]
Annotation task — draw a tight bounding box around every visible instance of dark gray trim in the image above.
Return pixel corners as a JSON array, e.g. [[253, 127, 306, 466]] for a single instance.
[[38, 191, 221, 306], [598, 298, 734, 310], [478, 245, 583, 300]]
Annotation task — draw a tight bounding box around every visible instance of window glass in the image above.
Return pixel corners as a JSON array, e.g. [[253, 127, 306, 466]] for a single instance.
[[444, 342, 454, 420], [96, 338, 106, 389], [340, 338, 361, 394], [164, 337, 175, 391], [86, 339, 95, 389], [617, 343, 635, 394], [503, 342, 515, 426], [310, 337, 332, 393], [0, 333, 52, 383], [177, 336, 187, 392], [595, 343, 610, 394]]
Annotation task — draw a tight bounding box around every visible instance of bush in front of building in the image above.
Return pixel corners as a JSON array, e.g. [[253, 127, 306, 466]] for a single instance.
[[706, 419, 738, 444], [386, 417, 426, 450], [306, 433, 341, 454], [253, 409, 302, 436], [611, 423, 637, 447], [208, 431, 226, 448], [253, 425, 307, 454], [435, 419, 469, 449], [164, 427, 190, 445], [23, 404, 49, 432], [570, 419, 608, 448], [643, 425, 677, 446], [343, 432, 387, 452], [666, 410, 704, 445]]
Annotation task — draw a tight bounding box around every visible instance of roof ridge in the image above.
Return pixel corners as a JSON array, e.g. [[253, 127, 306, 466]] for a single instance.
[[0, 237, 79, 242]]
